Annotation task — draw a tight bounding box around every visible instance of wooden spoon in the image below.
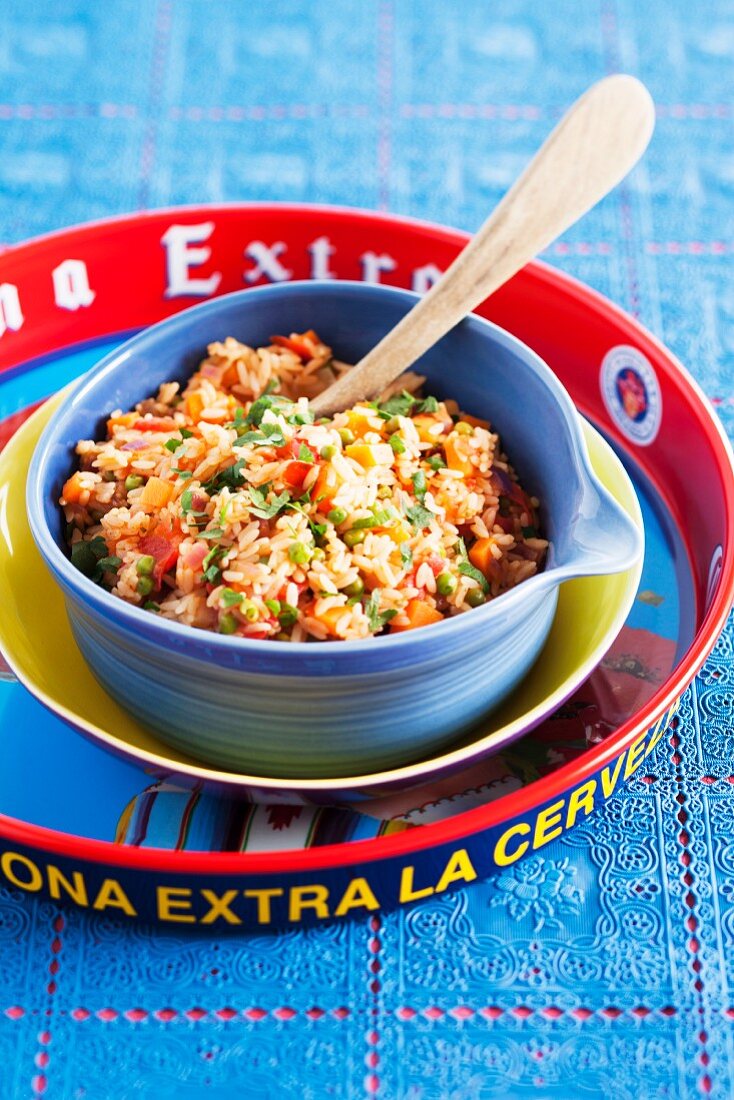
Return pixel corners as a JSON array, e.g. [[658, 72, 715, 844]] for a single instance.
[[310, 74, 655, 417]]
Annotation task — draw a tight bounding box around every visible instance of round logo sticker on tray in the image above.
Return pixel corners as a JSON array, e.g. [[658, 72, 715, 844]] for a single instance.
[[600, 344, 662, 446]]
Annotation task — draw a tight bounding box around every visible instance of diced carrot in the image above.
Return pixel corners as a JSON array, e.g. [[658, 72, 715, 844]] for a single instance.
[[106, 412, 137, 434], [185, 392, 205, 421], [314, 606, 349, 636], [384, 522, 412, 545], [140, 476, 174, 509], [345, 442, 393, 468], [390, 599, 444, 632], [313, 463, 341, 511], [469, 537, 498, 579], [61, 472, 86, 504], [412, 414, 445, 444], [221, 364, 240, 388], [444, 436, 474, 476], [460, 413, 490, 430], [346, 408, 382, 437]]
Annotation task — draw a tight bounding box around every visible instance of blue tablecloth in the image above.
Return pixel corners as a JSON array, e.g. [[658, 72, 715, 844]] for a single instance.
[[1, 2, 733, 1096]]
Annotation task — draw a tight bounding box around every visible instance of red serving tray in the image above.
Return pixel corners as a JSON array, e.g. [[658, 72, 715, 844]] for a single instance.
[[0, 204, 731, 929]]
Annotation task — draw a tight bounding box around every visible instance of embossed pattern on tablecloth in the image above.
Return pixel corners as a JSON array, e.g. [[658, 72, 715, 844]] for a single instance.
[[1, 1, 734, 1097]]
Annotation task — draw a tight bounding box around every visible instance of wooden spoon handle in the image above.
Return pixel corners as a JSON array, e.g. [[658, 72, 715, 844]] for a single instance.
[[311, 74, 655, 417]]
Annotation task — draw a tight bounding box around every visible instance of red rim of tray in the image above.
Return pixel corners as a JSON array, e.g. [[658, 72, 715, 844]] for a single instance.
[[0, 202, 731, 875]]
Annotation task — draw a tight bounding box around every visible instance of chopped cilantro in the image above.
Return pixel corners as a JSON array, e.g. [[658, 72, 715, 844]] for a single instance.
[[203, 544, 224, 569], [164, 437, 183, 453], [248, 485, 291, 520], [428, 454, 446, 471], [195, 527, 225, 541], [96, 554, 121, 571], [70, 536, 110, 580], [203, 460, 246, 495], [415, 395, 440, 414], [377, 391, 441, 418], [411, 470, 426, 501], [389, 434, 406, 455], [235, 421, 287, 448], [180, 428, 194, 439], [143, 601, 160, 612], [245, 392, 294, 428], [297, 443, 314, 463], [405, 502, 433, 530], [378, 391, 416, 417], [366, 589, 398, 633], [172, 468, 192, 479], [458, 560, 490, 593], [400, 544, 413, 569]]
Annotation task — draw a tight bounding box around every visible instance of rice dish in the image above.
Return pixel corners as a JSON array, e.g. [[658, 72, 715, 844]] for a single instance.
[[60, 330, 548, 641]]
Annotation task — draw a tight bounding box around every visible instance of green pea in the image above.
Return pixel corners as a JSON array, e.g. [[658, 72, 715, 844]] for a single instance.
[[311, 547, 326, 560], [136, 555, 155, 577], [288, 542, 310, 564], [455, 421, 473, 436], [219, 612, 238, 634], [343, 577, 364, 597], [136, 575, 154, 597], [343, 529, 367, 548], [125, 475, 143, 492], [320, 444, 337, 460], [466, 588, 486, 607], [378, 485, 392, 499], [436, 572, 457, 597], [328, 507, 348, 525], [338, 428, 355, 445]]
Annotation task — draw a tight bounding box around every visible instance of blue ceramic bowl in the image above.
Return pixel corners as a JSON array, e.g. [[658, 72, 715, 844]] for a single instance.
[[28, 282, 642, 778]]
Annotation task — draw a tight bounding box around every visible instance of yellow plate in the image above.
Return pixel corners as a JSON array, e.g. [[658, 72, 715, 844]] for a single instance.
[[0, 391, 643, 800]]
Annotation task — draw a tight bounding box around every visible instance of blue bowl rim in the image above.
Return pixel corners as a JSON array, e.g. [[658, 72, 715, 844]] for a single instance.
[[27, 279, 642, 660]]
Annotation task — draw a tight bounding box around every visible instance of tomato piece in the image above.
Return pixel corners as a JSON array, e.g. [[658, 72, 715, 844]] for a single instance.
[[270, 334, 313, 360], [283, 461, 313, 493], [139, 528, 183, 586], [290, 438, 318, 460], [427, 555, 445, 577]]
